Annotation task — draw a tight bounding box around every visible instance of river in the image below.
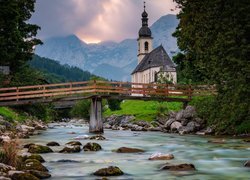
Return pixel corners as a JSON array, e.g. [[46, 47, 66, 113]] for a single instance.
[[22, 123, 249, 180]]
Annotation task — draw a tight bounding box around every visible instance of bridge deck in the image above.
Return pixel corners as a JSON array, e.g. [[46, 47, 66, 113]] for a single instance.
[[0, 81, 216, 107]]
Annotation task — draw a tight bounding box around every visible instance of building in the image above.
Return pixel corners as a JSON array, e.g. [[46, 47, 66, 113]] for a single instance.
[[131, 4, 177, 84]]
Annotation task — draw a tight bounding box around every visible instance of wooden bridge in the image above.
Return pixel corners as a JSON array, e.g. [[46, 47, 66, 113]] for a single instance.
[[0, 80, 216, 133]]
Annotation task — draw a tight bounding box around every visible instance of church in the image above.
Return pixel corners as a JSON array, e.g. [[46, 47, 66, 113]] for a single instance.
[[131, 4, 177, 84]]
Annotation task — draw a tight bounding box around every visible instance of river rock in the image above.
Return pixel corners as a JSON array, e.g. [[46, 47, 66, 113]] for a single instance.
[[93, 166, 124, 176], [23, 159, 48, 172], [134, 121, 151, 128], [183, 106, 196, 119], [149, 153, 174, 160], [66, 141, 82, 146], [59, 145, 81, 153], [243, 139, 250, 143], [83, 142, 102, 151], [56, 159, 80, 163], [8, 170, 39, 180], [244, 160, 250, 167], [164, 118, 175, 129], [27, 154, 45, 163], [175, 110, 184, 121], [115, 147, 144, 153], [161, 163, 196, 171], [23, 143, 35, 148], [90, 135, 106, 140], [147, 127, 162, 131], [0, 163, 15, 173], [46, 141, 60, 146], [0, 135, 10, 143], [26, 170, 51, 179], [28, 144, 53, 153], [170, 121, 182, 132], [0, 176, 10, 180]]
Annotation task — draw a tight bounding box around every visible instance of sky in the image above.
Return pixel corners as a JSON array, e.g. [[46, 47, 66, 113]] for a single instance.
[[31, 0, 178, 44]]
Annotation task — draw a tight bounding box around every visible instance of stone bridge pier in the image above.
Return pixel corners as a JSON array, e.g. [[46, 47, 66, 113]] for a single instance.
[[89, 97, 103, 133]]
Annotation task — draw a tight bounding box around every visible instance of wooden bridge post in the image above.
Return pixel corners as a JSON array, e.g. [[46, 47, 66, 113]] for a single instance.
[[89, 96, 103, 133]]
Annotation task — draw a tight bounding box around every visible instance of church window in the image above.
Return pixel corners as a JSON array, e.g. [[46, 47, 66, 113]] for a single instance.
[[144, 41, 149, 51]]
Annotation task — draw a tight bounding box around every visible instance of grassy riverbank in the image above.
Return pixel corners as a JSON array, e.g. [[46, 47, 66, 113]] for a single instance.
[[104, 100, 182, 121]]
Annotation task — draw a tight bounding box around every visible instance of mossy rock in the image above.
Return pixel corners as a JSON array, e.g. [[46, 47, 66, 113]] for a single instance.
[[83, 142, 102, 151], [66, 141, 82, 146], [11, 172, 39, 180], [23, 159, 48, 172], [94, 166, 123, 176], [28, 144, 53, 153], [115, 147, 144, 153], [46, 141, 60, 146], [23, 143, 35, 148], [90, 135, 106, 140], [59, 145, 81, 153], [28, 154, 45, 163], [27, 170, 51, 179]]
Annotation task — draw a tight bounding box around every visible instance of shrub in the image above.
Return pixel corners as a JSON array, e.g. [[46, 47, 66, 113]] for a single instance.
[[70, 100, 91, 119], [0, 140, 20, 167]]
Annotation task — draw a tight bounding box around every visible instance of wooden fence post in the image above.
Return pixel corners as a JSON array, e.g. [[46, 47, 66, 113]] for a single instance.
[[188, 85, 192, 100], [16, 87, 19, 101]]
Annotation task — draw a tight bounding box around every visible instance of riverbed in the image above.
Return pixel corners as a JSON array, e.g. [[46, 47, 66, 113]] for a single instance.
[[22, 123, 250, 180]]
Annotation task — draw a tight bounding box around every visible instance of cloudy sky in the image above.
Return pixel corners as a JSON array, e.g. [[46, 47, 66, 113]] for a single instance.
[[31, 0, 178, 43]]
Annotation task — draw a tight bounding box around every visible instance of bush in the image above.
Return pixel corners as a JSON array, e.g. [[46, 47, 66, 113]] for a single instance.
[[0, 140, 20, 167], [156, 103, 169, 117], [70, 100, 91, 119], [107, 99, 122, 111]]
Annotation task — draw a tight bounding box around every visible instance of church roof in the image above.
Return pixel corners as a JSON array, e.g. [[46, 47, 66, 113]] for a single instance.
[[131, 45, 176, 74]]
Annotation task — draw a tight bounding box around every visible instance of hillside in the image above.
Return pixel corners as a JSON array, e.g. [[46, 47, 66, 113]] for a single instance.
[[35, 14, 179, 81], [30, 55, 95, 83]]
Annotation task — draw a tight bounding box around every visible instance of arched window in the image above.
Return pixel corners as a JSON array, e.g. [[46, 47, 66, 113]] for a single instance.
[[144, 41, 149, 51]]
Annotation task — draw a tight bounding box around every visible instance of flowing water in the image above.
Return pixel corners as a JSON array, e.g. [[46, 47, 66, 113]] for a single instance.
[[23, 123, 250, 180]]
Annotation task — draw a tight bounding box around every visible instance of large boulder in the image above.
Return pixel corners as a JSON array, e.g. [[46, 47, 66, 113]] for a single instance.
[[83, 142, 102, 151], [115, 147, 144, 153], [93, 166, 124, 176], [23, 159, 48, 172], [133, 121, 151, 128], [22, 154, 45, 163], [170, 121, 182, 132], [59, 145, 81, 153], [149, 153, 174, 160], [26, 170, 51, 179], [8, 170, 39, 180], [161, 163, 196, 171], [175, 110, 184, 121], [23, 143, 35, 149], [66, 141, 82, 146], [164, 118, 176, 129], [46, 141, 60, 146], [183, 106, 196, 119], [28, 144, 53, 153]]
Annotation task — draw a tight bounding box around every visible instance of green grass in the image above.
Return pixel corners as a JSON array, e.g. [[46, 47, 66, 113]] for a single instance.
[[104, 100, 182, 121], [0, 107, 26, 122]]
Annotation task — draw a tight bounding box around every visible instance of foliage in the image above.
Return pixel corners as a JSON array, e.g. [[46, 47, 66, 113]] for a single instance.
[[70, 100, 91, 119], [107, 99, 122, 111], [173, 0, 250, 134], [30, 55, 94, 83], [14, 104, 57, 122], [0, 140, 21, 167], [0, 0, 42, 73], [8, 66, 46, 87], [0, 107, 27, 122], [104, 100, 182, 121]]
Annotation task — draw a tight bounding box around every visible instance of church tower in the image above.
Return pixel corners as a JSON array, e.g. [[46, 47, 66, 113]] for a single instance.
[[137, 2, 153, 64]]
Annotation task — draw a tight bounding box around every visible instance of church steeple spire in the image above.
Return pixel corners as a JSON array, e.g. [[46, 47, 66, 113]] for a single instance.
[[141, 2, 148, 27], [138, 2, 151, 37]]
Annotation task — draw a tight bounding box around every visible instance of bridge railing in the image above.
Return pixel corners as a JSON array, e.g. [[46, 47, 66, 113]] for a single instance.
[[0, 81, 216, 102]]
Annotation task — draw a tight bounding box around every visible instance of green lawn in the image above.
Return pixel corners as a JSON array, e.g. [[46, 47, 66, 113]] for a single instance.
[[104, 100, 182, 121]]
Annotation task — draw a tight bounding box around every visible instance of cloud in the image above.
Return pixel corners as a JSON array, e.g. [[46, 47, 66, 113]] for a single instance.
[[31, 0, 177, 43]]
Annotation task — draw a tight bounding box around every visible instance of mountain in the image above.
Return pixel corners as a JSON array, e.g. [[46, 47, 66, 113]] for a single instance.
[[35, 14, 179, 81]]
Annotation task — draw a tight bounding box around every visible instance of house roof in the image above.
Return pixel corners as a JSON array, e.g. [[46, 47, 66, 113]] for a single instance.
[[131, 45, 176, 74]]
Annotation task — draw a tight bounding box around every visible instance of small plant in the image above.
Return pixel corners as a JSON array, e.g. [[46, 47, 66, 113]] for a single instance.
[[0, 140, 20, 167], [156, 103, 169, 117]]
